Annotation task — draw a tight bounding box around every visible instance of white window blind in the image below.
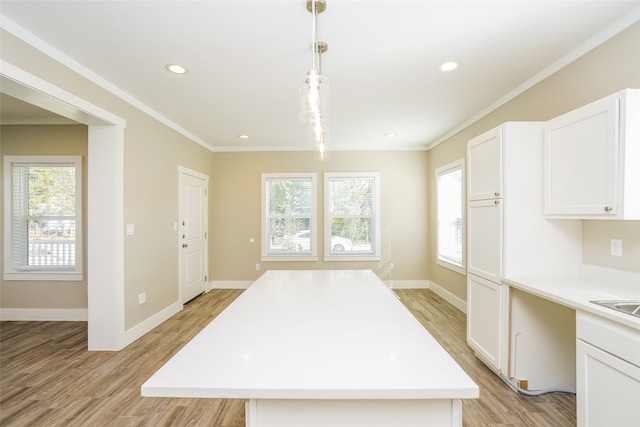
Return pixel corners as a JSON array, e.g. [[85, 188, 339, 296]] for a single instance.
[[4, 156, 83, 280], [325, 172, 380, 261], [436, 159, 465, 273], [262, 173, 317, 260]]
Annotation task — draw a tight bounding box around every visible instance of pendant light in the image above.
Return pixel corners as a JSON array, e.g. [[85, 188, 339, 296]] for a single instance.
[[299, 1, 329, 123], [299, 1, 331, 160]]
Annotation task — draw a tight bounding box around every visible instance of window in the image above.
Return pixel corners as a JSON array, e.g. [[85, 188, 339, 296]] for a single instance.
[[3, 156, 83, 281], [261, 173, 317, 261], [324, 172, 380, 261], [436, 159, 465, 274]]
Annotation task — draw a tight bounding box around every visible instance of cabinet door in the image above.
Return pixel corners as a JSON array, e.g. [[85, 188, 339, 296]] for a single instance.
[[544, 96, 619, 216], [577, 340, 640, 427], [467, 199, 502, 283], [468, 126, 503, 201], [467, 274, 503, 372]]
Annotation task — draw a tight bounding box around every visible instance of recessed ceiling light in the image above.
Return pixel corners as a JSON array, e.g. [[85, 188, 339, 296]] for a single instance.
[[438, 61, 458, 72], [238, 134, 249, 139], [165, 64, 188, 74], [385, 133, 396, 138]]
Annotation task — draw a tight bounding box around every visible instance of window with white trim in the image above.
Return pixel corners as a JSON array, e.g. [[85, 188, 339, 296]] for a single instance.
[[324, 172, 380, 261], [3, 156, 83, 281], [436, 159, 465, 274], [261, 173, 317, 261]]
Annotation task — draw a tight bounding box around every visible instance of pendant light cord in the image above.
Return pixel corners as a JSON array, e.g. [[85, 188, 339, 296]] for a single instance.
[[311, 0, 317, 72]]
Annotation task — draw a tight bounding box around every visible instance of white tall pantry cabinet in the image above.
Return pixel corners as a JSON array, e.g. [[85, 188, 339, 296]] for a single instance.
[[466, 122, 581, 374]]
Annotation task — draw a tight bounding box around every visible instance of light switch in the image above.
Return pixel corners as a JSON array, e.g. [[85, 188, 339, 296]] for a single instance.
[[127, 224, 135, 236]]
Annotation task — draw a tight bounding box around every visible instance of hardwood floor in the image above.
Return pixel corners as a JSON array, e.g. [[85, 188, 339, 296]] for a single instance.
[[0, 288, 576, 426]]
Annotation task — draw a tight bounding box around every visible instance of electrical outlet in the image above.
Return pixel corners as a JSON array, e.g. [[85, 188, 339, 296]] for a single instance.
[[389, 262, 395, 270], [256, 263, 261, 271], [138, 292, 146, 305], [610, 239, 623, 257]]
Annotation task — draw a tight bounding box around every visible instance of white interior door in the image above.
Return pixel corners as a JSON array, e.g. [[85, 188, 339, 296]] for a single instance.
[[179, 167, 208, 303]]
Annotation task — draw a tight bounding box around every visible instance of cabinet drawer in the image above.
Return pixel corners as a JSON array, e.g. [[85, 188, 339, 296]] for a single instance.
[[576, 311, 640, 367]]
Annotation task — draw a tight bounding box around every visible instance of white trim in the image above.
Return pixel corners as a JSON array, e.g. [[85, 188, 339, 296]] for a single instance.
[[391, 280, 429, 289], [2, 272, 83, 281], [0, 18, 208, 150], [87, 125, 126, 350], [261, 255, 318, 262], [178, 166, 209, 304], [3, 155, 84, 280], [428, 280, 467, 314], [435, 158, 466, 275], [210, 280, 254, 289], [324, 172, 381, 261], [1, 63, 126, 351], [122, 301, 182, 348], [0, 308, 87, 321], [427, 6, 640, 150], [261, 173, 318, 260], [210, 279, 432, 290], [177, 165, 209, 181], [3, 7, 638, 153], [0, 61, 124, 127]]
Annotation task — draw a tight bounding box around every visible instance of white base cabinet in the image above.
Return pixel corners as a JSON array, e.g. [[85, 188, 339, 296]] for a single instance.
[[467, 274, 507, 373], [576, 311, 640, 427]]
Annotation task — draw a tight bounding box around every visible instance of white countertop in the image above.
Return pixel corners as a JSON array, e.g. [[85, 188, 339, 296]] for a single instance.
[[142, 270, 479, 400], [504, 270, 640, 330]]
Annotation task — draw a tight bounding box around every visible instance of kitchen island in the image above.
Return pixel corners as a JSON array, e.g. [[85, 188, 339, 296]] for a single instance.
[[142, 270, 478, 427]]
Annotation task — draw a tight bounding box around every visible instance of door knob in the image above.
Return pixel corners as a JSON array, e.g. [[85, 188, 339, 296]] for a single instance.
[[182, 243, 188, 248]]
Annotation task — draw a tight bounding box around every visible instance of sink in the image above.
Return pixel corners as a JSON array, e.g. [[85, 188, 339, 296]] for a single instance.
[[590, 300, 640, 318]]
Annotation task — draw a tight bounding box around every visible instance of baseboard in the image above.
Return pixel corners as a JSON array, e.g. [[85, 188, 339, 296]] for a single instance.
[[210, 280, 254, 289], [0, 308, 88, 321], [427, 280, 467, 314], [122, 301, 182, 348], [388, 280, 429, 289]]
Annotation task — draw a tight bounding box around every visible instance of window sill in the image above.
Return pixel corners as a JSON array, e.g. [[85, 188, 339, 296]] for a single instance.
[[261, 255, 318, 262], [324, 254, 381, 262], [3, 272, 84, 281]]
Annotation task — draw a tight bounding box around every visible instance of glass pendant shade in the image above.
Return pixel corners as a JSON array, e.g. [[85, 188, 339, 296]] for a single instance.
[[299, 70, 329, 123], [308, 119, 331, 161]]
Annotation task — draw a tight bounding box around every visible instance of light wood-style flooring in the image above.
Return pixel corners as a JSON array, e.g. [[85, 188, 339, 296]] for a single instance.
[[0, 288, 576, 426]]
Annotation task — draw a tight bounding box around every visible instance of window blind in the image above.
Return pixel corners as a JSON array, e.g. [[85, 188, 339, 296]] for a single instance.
[[327, 176, 375, 254], [11, 162, 77, 270], [265, 176, 313, 255], [437, 166, 463, 266]]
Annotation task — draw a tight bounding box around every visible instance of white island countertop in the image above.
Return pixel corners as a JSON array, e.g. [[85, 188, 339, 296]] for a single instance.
[[142, 270, 479, 400]]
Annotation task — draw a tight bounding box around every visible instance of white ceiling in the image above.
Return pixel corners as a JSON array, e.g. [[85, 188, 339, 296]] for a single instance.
[[1, 1, 638, 152]]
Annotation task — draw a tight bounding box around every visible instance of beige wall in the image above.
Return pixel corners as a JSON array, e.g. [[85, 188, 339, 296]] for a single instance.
[[0, 125, 88, 309], [210, 150, 430, 282], [429, 22, 640, 301]]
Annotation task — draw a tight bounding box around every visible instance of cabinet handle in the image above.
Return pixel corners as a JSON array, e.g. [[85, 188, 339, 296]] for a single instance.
[[495, 200, 500, 205], [494, 192, 500, 197], [182, 243, 188, 248], [604, 206, 612, 212]]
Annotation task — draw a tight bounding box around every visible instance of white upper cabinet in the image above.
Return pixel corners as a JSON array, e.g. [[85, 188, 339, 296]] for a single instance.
[[467, 126, 503, 201], [544, 89, 640, 219]]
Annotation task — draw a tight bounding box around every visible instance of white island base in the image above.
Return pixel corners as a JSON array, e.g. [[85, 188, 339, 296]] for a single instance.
[[142, 270, 478, 427], [246, 399, 463, 427]]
